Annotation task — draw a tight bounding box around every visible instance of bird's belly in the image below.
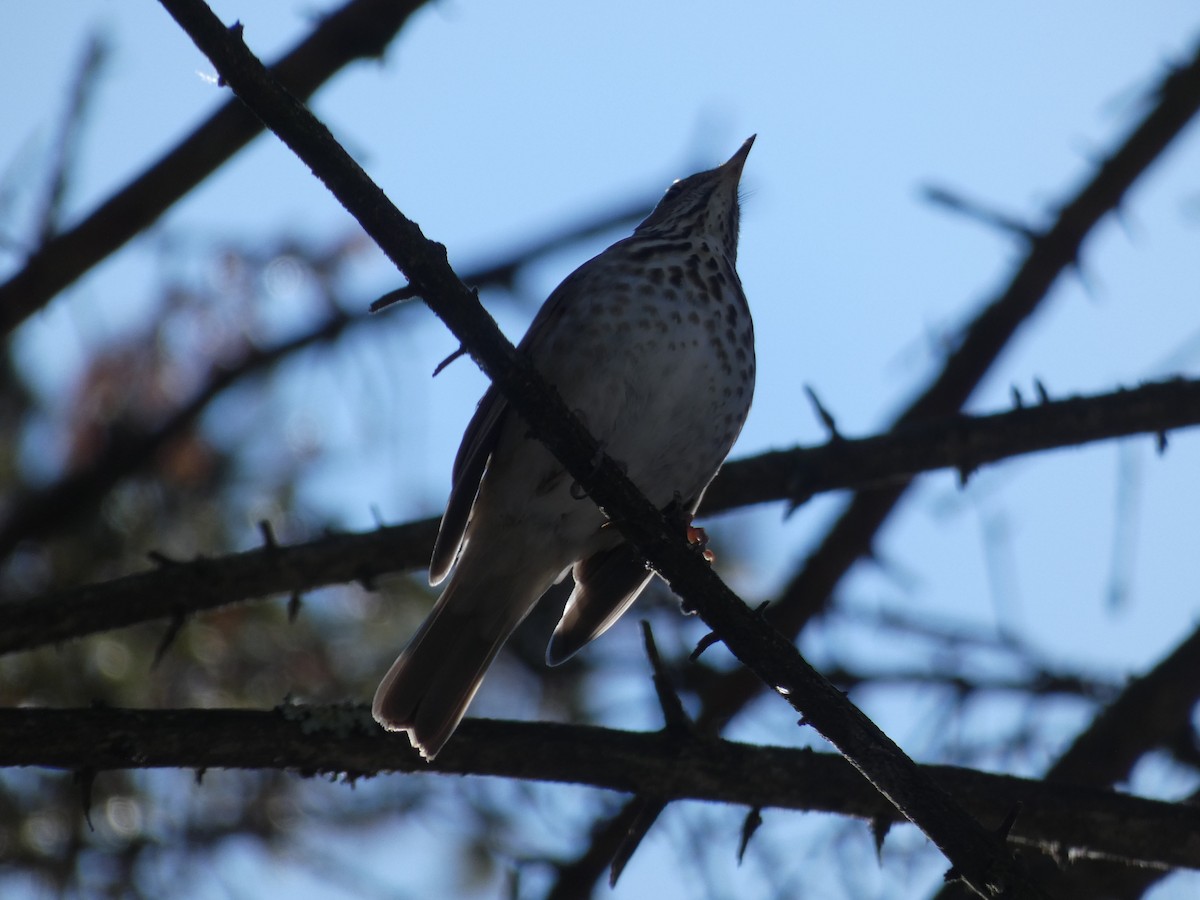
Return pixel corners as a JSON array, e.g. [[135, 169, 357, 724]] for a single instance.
[[549, 294, 755, 508]]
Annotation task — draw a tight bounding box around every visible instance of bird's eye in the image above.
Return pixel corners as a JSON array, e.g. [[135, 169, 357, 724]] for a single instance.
[[660, 179, 686, 203]]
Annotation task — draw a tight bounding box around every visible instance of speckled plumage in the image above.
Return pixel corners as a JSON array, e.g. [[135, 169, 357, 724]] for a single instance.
[[373, 137, 757, 759]]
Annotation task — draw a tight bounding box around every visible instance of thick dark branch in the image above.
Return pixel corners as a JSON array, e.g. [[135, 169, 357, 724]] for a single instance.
[[0, 707, 1196, 875], [0, 0, 428, 337], [1019, 624, 1200, 899], [155, 3, 1046, 895], [5, 377, 1192, 655], [0, 518, 434, 655], [558, 39, 1200, 895], [703, 376, 1200, 510]]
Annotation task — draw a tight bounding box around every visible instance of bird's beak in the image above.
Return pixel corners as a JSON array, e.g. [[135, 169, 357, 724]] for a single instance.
[[723, 135, 756, 177]]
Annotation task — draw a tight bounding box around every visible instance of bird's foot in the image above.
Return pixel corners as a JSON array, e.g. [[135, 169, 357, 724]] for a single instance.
[[663, 494, 715, 562]]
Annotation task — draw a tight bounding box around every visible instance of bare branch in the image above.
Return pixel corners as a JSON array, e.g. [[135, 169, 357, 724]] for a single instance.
[[0, 707, 1196, 875], [702, 376, 1200, 511], [932, 622, 1200, 898], [0, 0, 429, 336], [1048, 622, 1200, 786], [2, 377, 1196, 655], [32, 31, 110, 246], [0, 518, 435, 655], [153, 3, 1050, 894], [1019, 624, 1200, 897], [563, 38, 1200, 894]]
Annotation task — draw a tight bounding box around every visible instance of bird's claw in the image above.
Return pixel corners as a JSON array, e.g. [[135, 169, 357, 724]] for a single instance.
[[663, 495, 715, 562], [687, 522, 715, 562]]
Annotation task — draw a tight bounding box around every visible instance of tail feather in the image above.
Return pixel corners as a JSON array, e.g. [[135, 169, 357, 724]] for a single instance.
[[372, 610, 508, 760], [372, 557, 550, 760]]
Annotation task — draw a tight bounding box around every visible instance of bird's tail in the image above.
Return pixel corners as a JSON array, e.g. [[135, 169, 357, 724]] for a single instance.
[[372, 554, 549, 760]]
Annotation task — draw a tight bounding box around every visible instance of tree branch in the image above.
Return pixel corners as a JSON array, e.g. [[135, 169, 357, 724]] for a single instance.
[[702, 376, 1199, 510], [1048, 621, 1200, 786], [151, 2, 1048, 895], [561, 37, 1200, 894], [1019, 622, 1200, 899], [3, 377, 1193, 655], [0, 0, 429, 337], [0, 707, 1196, 875]]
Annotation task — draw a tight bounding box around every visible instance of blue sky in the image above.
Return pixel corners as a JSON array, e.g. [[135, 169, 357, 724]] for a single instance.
[[4, 2, 1200, 897]]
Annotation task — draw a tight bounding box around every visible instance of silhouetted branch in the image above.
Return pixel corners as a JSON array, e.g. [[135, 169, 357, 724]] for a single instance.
[[1025, 624, 1200, 899], [4, 377, 1195, 655], [1048, 622, 1200, 786], [0, 707, 1196, 875], [0, 0, 429, 337], [934, 623, 1200, 899], [564, 37, 1200, 895], [818, 663, 1116, 706], [0, 518, 435, 656], [701, 376, 1200, 511], [921, 185, 1037, 241], [153, 4, 1049, 895]]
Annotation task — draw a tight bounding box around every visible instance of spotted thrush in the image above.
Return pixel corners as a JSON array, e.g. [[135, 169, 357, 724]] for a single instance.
[[373, 137, 757, 759]]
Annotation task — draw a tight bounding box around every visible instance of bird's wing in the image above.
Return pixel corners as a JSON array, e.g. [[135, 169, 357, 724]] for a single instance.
[[429, 383, 507, 585], [428, 263, 596, 585]]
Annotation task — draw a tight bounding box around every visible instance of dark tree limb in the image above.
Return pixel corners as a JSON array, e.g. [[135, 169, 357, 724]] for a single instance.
[[936, 621, 1200, 899], [152, 3, 1050, 895], [0, 707, 1196, 876], [0, 0, 429, 337], [701, 376, 1200, 511], [0, 518, 436, 655], [564, 36, 1200, 894], [1032, 624, 1200, 899], [3, 377, 1194, 655]]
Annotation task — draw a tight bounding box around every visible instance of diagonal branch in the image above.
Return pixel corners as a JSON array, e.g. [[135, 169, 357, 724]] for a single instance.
[[1048, 621, 1200, 786], [562, 37, 1200, 893], [0, 707, 1197, 875], [0, 0, 430, 337], [3, 377, 1195, 655], [1028, 623, 1200, 898], [156, 2, 1048, 895], [935, 621, 1200, 899], [0, 199, 651, 562]]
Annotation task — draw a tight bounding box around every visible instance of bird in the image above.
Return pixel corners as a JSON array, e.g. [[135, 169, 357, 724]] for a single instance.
[[373, 136, 757, 759]]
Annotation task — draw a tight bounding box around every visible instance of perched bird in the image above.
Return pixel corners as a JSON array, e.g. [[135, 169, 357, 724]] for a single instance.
[[373, 137, 757, 759]]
